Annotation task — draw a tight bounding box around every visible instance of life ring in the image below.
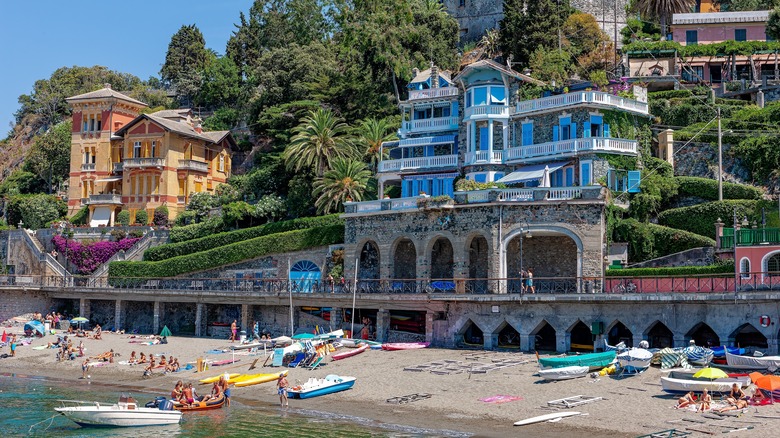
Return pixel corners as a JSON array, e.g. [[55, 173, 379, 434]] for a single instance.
[[760, 315, 771, 328]]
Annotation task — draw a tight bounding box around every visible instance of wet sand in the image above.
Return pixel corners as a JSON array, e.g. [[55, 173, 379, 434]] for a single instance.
[[2, 331, 778, 437]]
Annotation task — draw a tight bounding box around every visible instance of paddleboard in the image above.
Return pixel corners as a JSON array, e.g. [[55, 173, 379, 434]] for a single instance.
[[234, 370, 288, 388], [514, 411, 581, 426]]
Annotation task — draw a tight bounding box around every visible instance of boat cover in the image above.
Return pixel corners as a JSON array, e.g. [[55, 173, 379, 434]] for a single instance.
[[656, 348, 691, 370], [711, 346, 745, 358], [617, 348, 653, 370], [539, 365, 589, 380], [726, 351, 780, 372], [683, 346, 714, 365], [538, 351, 616, 370]]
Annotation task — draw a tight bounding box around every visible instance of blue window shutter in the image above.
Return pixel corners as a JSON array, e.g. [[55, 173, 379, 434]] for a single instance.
[[401, 180, 409, 197], [452, 101, 459, 117], [571, 123, 577, 139], [603, 123, 610, 138], [522, 123, 533, 145], [583, 122, 590, 138], [628, 170, 641, 193], [479, 127, 489, 150], [553, 126, 559, 141], [475, 174, 486, 183]]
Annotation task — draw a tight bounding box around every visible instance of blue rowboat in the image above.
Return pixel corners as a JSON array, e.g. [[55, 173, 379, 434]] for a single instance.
[[287, 375, 356, 399], [538, 351, 616, 371]]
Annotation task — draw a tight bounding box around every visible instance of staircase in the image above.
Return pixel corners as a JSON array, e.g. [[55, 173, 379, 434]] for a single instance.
[[12, 229, 70, 280], [88, 230, 169, 284]]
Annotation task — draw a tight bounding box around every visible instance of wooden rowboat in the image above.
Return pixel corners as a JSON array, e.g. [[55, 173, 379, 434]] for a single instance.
[[332, 344, 369, 361]]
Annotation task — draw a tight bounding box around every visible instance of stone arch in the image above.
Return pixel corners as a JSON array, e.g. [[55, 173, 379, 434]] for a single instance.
[[503, 225, 583, 292], [606, 320, 634, 348], [428, 235, 454, 280], [530, 320, 557, 352], [730, 323, 768, 349], [289, 260, 321, 293], [644, 320, 674, 349], [458, 318, 485, 346], [392, 238, 417, 280], [567, 320, 593, 352], [466, 233, 490, 293], [763, 250, 780, 273], [686, 322, 720, 347], [495, 321, 521, 349], [357, 240, 380, 280]]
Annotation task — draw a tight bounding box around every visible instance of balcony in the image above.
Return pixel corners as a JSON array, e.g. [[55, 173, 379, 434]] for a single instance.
[[378, 154, 458, 173], [464, 150, 503, 165], [345, 196, 426, 214], [407, 86, 459, 101], [399, 116, 459, 135], [463, 105, 509, 120], [515, 91, 649, 116], [504, 137, 638, 163], [123, 157, 165, 169], [81, 163, 96, 172], [87, 194, 122, 205], [178, 159, 209, 172], [112, 162, 123, 173], [720, 227, 780, 249]]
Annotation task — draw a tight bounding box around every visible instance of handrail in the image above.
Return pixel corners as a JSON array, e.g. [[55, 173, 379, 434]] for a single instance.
[[89, 231, 167, 282], [13, 229, 70, 279]]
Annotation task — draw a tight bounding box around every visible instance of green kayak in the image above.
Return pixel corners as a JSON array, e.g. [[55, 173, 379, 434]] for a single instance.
[[538, 350, 616, 370]]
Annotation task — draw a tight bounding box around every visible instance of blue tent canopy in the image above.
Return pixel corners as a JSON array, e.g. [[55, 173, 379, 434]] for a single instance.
[[24, 320, 45, 337]]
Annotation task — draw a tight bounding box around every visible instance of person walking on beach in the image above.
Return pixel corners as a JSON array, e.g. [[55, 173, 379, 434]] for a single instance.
[[277, 373, 289, 407], [10, 334, 17, 357], [220, 374, 231, 406], [229, 320, 237, 342], [81, 358, 90, 379]]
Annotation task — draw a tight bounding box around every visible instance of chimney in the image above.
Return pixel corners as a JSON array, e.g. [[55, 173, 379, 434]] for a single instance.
[[104, 83, 112, 90], [430, 63, 439, 89], [193, 116, 203, 134]]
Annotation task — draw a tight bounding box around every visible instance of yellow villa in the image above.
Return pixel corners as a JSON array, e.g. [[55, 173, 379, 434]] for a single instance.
[[66, 85, 236, 226]]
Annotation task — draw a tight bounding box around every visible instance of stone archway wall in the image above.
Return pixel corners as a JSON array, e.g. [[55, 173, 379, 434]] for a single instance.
[[506, 235, 577, 279], [359, 241, 380, 279], [468, 235, 489, 279], [430, 238, 454, 279], [393, 240, 417, 279]]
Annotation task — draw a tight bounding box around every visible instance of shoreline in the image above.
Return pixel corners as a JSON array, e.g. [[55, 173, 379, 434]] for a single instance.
[[3, 332, 777, 437]]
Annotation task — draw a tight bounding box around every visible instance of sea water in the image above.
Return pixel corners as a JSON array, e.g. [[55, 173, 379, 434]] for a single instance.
[[0, 374, 468, 437]]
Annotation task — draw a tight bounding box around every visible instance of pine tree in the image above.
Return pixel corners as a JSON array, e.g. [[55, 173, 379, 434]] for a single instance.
[[499, 0, 574, 68], [160, 24, 212, 105]]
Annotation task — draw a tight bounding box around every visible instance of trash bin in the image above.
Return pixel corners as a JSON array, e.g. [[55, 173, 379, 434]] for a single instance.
[[240, 330, 246, 343], [44, 321, 51, 333]]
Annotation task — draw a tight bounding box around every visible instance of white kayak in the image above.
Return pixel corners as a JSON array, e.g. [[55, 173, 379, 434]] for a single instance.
[[538, 365, 589, 381], [514, 411, 581, 426]]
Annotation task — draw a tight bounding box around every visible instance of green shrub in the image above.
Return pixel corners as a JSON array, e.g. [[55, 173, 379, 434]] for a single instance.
[[606, 263, 734, 277], [657, 200, 759, 238], [70, 206, 89, 226], [174, 210, 196, 226], [135, 210, 149, 225], [614, 219, 715, 262], [117, 210, 130, 226], [110, 224, 345, 279], [169, 216, 225, 242], [675, 177, 763, 201], [145, 214, 343, 261], [6, 194, 67, 229], [153, 206, 169, 226]]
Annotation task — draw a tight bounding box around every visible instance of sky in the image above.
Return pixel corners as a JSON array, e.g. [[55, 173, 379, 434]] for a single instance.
[[0, 0, 254, 134]]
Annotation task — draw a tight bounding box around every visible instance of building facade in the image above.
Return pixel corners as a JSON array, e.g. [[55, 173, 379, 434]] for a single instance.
[[66, 86, 236, 225]]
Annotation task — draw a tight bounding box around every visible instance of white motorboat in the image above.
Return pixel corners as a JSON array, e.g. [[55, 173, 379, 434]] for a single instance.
[[538, 365, 589, 381], [55, 395, 182, 427], [288, 375, 356, 399], [660, 376, 739, 394], [617, 348, 653, 373], [726, 351, 780, 371]]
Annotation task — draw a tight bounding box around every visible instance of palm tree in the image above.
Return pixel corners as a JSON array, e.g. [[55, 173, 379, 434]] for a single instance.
[[358, 118, 397, 172], [283, 109, 354, 177], [312, 159, 371, 214], [635, 0, 696, 37]]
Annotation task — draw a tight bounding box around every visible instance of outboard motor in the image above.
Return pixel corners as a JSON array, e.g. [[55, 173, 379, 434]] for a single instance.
[[159, 399, 175, 411], [145, 396, 167, 408]]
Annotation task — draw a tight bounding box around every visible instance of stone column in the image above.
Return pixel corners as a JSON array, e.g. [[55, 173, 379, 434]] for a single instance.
[[114, 300, 122, 332], [453, 250, 468, 295], [757, 90, 765, 108], [632, 333, 645, 349], [79, 298, 90, 319], [501, 122, 508, 156], [673, 335, 686, 349], [714, 219, 724, 250], [378, 179, 385, 199], [379, 244, 392, 287], [195, 303, 205, 337], [483, 332, 497, 350], [376, 309, 390, 343], [241, 304, 250, 335], [153, 301, 161, 335], [767, 336, 779, 356], [426, 311, 435, 345], [520, 333, 533, 352], [469, 121, 476, 153], [559, 331, 570, 353], [331, 307, 343, 332]]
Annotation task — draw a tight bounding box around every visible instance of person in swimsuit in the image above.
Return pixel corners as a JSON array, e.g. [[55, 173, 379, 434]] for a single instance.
[[727, 383, 747, 405], [220, 375, 231, 406], [81, 358, 90, 379], [527, 268, 535, 294], [277, 373, 289, 407], [229, 320, 237, 342], [676, 391, 696, 409], [182, 383, 195, 406], [697, 389, 712, 412], [172, 381, 183, 402]]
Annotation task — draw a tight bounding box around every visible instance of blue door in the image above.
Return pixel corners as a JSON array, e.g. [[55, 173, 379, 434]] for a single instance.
[[289, 260, 321, 293]]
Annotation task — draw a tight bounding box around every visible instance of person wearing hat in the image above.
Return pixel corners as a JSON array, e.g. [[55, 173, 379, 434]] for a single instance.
[[277, 372, 289, 407]]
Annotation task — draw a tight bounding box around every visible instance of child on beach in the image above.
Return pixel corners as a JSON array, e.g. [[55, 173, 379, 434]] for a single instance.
[[10, 335, 17, 357], [81, 358, 90, 379], [277, 373, 289, 407]]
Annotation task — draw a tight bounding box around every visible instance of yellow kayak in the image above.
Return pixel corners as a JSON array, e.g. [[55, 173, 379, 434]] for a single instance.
[[228, 373, 266, 384], [234, 370, 288, 388], [199, 373, 239, 384]]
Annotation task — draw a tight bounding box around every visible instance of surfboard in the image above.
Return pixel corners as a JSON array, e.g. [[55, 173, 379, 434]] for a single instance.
[[513, 411, 581, 426]]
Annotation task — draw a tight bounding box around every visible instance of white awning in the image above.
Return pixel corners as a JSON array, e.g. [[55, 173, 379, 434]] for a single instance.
[[89, 206, 113, 227], [497, 161, 569, 184], [95, 177, 122, 182]]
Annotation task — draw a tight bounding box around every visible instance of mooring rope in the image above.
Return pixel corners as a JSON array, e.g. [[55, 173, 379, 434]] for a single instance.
[[28, 413, 59, 434]]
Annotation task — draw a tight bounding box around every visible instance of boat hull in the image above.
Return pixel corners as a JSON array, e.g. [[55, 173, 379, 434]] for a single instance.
[[514, 411, 580, 426], [381, 342, 429, 351], [55, 407, 181, 427], [288, 375, 356, 399], [539, 351, 616, 370], [617, 348, 653, 373], [538, 365, 589, 381], [726, 351, 780, 371], [332, 344, 368, 361], [234, 370, 287, 388], [660, 376, 738, 394]]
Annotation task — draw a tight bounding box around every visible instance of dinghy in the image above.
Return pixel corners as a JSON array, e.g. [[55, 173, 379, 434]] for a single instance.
[[617, 348, 653, 373], [538, 351, 615, 371], [233, 370, 288, 388], [726, 351, 780, 371], [514, 411, 581, 426], [381, 342, 429, 351], [538, 365, 589, 381], [331, 344, 369, 361], [660, 376, 740, 394], [287, 374, 356, 399], [55, 395, 181, 427]]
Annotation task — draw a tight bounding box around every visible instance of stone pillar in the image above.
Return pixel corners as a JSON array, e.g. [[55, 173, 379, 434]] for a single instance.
[[657, 129, 674, 167], [79, 298, 90, 319], [559, 331, 570, 353], [378, 179, 385, 199], [379, 244, 392, 285], [153, 301, 161, 335], [767, 337, 779, 356], [195, 303, 205, 337], [520, 333, 533, 352], [453, 251, 468, 295], [483, 332, 497, 350], [331, 307, 344, 332], [376, 309, 390, 343], [425, 311, 435, 345], [757, 90, 765, 108], [469, 121, 476, 153], [714, 219, 724, 250], [241, 304, 250, 335], [114, 300, 122, 332], [501, 122, 508, 156], [673, 335, 686, 349], [632, 333, 645, 349]]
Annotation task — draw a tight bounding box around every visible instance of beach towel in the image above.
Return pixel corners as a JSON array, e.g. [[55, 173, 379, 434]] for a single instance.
[[479, 395, 523, 404]]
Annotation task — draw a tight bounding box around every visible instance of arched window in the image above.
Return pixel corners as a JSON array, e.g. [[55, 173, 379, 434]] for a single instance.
[[289, 260, 321, 293], [767, 253, 780, 273], [740, 258, 750, 278]]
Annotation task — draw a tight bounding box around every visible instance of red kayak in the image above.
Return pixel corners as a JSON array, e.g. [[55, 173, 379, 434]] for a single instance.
[[381, 342, 429, 351], [211, 358, 240, 366], [331, 344, 369, 361]]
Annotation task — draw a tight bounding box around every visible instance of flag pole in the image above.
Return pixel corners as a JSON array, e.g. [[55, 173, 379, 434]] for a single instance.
[[351, 258, 358, 339], [288, 258, 294, 337]]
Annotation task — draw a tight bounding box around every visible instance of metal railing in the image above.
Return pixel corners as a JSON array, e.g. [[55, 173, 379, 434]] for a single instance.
[[720, 227, 780, 249], [123, 157, 165, 168], [504, 137, 638, 162], [407, 87, 459, 101], [515, 91, 649, 116]]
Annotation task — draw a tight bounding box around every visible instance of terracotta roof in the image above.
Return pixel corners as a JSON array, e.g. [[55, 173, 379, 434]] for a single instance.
[[673, 10, 770, 25], [113, 114, 236, 148], [66, 86, 147, 106], [454, 59, 545, 86], [150, 108, 192, 119]]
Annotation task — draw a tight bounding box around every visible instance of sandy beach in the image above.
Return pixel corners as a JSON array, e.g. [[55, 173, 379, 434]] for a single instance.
[[2, 330, 778, 437]]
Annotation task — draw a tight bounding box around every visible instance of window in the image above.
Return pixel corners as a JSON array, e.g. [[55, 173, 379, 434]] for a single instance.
[[472, 87, 487, 106], [521, 122, 533, 146], [686, 30, 698, 45], [735, 29, 746, 42], [465, 91, 472, 108], [178, 179, 185, 196], [682, 66, 704, 83], [150, 141, 157, 157], [133, 141, 142, 158], [489, 87, 506, 104], [83, 117, 89, 132], [740, 258, 750, 278], [218, 155, 225, 172], [96, 114, 102, 131], [768, 253, 780, 273]]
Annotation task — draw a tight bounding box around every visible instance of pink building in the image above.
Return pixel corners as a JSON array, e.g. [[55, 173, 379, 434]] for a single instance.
[[672, 10, 770, 45]]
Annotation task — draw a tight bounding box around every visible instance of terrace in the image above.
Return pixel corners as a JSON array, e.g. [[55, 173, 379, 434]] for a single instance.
[[504, 137, 638, 164], [514, 91, 649, 117]]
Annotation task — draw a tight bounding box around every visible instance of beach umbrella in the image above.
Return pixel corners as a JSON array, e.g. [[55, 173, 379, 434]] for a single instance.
[[755, 375, 780, 402], [70, 316, 89, 329], [160, 325, 172, 337], [1, 330, 6, 343], [749, 372, 765, 384], [692, 367, 728, 381], [292, 333, 316, 340]]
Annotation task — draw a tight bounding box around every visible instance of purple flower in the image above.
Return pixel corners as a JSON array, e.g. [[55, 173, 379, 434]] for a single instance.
[[52, 235, 141, 274]]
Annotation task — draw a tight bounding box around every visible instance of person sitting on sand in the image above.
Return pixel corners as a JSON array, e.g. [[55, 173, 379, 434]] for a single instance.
[[726, 383, 747, 405], [172, 357, 180, 372], [159, 355, 167, 367], [752, 389, 767, 404], [128, 351, 137, 364], [676, 391, 696, 409], [718, 398, 749, 412], [697, 389, 712, 412], [93, 325, 102, 340], [138, 352, 147, 364], [144, 356, 156, 375], [76, 328, 86, 338]]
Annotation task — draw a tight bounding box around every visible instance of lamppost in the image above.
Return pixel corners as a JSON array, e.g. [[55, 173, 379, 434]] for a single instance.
[[519, 227, 532, 293]]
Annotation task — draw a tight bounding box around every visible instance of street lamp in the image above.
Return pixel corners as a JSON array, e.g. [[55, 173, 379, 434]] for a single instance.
[[519, 227, 532, 293]]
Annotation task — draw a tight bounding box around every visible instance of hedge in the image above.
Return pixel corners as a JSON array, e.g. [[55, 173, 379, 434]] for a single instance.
[[675, 177, 763, 202], [614, 219, 715, 262], [606, 263, 734, 277], [169, 216, 224, 243], [657, 200, 759, 239], [145, 214, 343, 261], [109, 224, 344, 279]]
